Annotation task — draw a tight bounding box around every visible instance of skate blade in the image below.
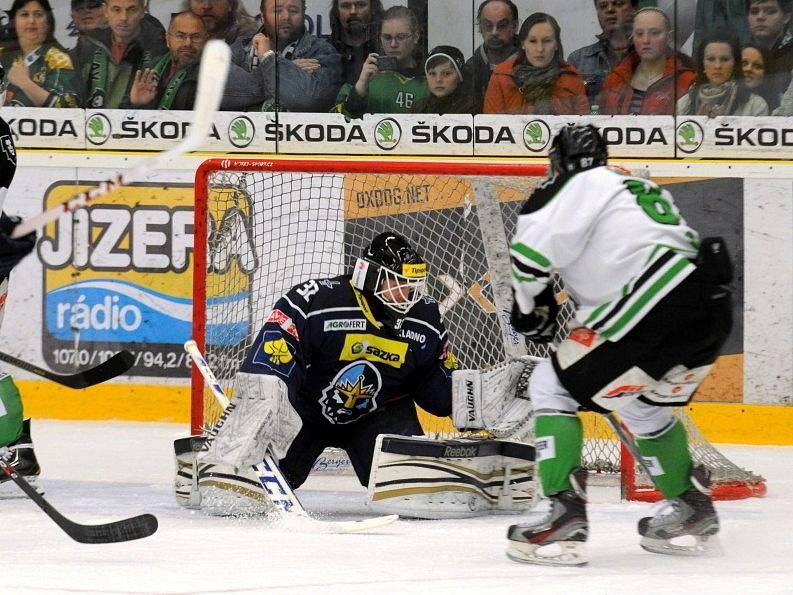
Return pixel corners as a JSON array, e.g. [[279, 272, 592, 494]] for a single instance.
[[0, 475, 43, 499], [506, 539, 588, 566], [640, 533, 723, 557]]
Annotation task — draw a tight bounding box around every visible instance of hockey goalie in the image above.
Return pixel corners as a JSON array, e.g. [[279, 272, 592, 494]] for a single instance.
[[175, 231, 536, 518]]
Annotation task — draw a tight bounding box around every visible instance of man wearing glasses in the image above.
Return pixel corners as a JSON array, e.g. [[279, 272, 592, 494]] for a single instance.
[[127, 11, 207, 109], [463, 0, 520, 113]]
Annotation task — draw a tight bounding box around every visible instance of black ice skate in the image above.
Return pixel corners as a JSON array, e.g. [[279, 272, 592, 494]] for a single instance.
[[638, 465, 721, 556], [506, 468, 588, 566], [0, 419, 42, 498]]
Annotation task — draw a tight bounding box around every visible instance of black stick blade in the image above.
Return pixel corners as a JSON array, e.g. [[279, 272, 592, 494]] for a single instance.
[[68, 350, 135, 388], [66, 513, 158, 544]]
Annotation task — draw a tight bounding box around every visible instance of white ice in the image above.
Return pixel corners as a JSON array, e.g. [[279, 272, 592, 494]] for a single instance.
[[2, 420, 792, 595]]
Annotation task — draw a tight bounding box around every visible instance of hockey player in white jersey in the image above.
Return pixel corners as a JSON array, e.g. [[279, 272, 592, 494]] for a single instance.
[[505, 124, 733, 565]]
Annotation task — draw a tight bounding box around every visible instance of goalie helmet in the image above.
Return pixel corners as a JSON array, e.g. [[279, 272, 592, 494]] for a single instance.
[[548, 124, 608, 175], [352, 232, 428, 314]]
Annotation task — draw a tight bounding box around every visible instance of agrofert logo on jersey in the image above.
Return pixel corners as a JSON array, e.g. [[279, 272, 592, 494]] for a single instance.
[[375, 118, 402, 150], [86, 113, 111, 145], [522, 120, 551, 152], [228, 116, 254, 148], [320, 361, 382, 424], [676, 120, 704, 154]]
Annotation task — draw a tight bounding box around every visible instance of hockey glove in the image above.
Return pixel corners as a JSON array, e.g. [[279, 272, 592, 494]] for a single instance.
[[0, 213, 36, 282], [510, 285, 558, 343]]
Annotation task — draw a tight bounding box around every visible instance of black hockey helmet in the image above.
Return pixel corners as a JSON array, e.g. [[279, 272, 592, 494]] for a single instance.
[[352, 232, 428, 314], [548, 124, 608, 175]]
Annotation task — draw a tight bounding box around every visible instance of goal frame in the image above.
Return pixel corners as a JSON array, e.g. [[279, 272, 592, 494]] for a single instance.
[[192, 157, 766, 503]]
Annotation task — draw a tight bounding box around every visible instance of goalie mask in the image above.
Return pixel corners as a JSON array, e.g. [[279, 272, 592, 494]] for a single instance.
[[548, 124, 608, 175], [352, 232, 428, 315]]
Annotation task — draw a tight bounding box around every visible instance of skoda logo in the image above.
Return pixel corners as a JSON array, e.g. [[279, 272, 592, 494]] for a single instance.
[[374, 118, 401, 150], [86, 113, 111, 146], [522, 119, 551, 152], [676, 120, 704, 154], [228, 116, 255, 148]]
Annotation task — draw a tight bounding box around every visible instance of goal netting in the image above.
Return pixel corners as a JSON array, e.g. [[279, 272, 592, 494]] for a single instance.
[[191, 158, 766, 501]]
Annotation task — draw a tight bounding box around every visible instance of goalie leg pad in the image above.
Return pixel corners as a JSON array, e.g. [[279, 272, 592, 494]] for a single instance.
[[367, 434, 536, 519], [174, 436, 205, 509], [196, 462, 275, 517], [199, 373, 302, 469], [174, 436, 276, 516]]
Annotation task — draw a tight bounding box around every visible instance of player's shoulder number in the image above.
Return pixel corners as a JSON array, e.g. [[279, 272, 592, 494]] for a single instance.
[[622, 179, 680, 226]]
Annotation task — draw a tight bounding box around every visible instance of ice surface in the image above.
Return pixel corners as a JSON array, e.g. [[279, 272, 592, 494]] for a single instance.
[[2, 420, 792, 595]]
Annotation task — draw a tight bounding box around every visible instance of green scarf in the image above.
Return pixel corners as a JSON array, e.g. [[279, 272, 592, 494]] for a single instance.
[[87, 48, 110, 108], [151, 54, 189, 110]]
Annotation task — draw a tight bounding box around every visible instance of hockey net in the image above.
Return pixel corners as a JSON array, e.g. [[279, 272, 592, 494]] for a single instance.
[[192, 157, 765, 502]]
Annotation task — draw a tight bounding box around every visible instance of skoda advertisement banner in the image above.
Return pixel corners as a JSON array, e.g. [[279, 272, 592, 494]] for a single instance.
[[675, 115, 793, 159], [0, 107, 85, 150], [38, 181, 197, 377], [83, 109, 277, 153]]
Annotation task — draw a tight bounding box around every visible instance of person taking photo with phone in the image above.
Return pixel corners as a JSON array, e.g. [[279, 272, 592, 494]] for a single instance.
[[332, 5, 428, 117]]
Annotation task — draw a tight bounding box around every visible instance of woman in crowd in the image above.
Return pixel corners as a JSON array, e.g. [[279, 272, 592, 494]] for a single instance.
[[412, 45, 478, 114], [600, 7, 695, 115], [0, 0, 79, 108], [333, 5, 428, 117], [483, 12, 588, 115], [677, 30, 768, 116], [741, 43, 780, 111]]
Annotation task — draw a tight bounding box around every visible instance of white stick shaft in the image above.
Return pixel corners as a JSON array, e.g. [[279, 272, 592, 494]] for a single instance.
[[184, 340, 230, 409], [12, 40, 231, 239]]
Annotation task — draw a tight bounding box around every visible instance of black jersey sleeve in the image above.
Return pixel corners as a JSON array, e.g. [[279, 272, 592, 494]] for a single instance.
[[239, 289, 311, 398], [0, 118, 16, 193], [409, 319, 457, 418]]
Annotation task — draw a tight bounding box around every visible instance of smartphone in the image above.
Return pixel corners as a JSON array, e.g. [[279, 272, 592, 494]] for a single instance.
[[376, 55, 399, 71]]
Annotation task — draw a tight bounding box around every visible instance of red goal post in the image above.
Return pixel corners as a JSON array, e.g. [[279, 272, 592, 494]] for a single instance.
[[191, 157, 766, 502]]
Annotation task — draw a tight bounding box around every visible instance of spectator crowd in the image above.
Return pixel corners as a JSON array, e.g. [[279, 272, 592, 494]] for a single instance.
[[0, 0, 792, 116]]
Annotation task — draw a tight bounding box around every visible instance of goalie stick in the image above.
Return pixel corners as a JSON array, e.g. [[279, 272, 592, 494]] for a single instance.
[[10, 39, 231, 239], [0, 453, 157, 544], [184, 340, 398, 534], [0, 350, 133, 389]]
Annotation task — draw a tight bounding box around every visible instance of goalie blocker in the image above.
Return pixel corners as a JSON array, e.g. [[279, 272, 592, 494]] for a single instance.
[[367, 434, 535, 519]]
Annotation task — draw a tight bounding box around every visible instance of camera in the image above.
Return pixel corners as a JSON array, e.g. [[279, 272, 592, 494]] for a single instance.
[[376, 55, 399, 71]]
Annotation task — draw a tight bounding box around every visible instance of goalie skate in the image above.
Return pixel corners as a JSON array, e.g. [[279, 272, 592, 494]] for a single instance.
[[506, 468, 588, 566], [638, 466, 721, 556], [0, 419, 42, 499]]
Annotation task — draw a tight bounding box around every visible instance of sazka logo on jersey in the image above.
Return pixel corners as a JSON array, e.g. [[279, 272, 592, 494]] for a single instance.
[[320, 361, 382, 424]]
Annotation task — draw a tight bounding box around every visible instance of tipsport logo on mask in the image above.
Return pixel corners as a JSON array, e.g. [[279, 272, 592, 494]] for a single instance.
[[37, 181, 245, 377]]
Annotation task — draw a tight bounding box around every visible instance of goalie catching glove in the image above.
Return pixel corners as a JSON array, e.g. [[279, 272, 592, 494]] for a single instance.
[[510, 284, 558, 343], [452, 357, 537, 441]]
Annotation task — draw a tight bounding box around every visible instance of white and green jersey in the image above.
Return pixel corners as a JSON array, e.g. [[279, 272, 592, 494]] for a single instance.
[[510, 166, 699, 341]]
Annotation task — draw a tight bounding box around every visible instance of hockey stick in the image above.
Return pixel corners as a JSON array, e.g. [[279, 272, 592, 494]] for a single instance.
[[0, 453, 157, 543], [10, 40, 231, 239], [602, 412, 660, 490], [184, 340, 398, 533], [0, 350, 133, 389]]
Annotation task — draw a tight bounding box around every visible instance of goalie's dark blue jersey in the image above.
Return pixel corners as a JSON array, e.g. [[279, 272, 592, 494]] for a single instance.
[[239, 275, 457, 426]]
